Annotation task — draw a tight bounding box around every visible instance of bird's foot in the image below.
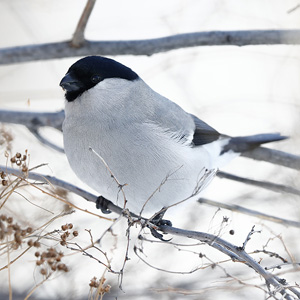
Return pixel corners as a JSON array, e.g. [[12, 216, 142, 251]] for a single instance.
[[148, 208, 172, 241], [151, 209, 172, 227], [96, 196, 112, 214]]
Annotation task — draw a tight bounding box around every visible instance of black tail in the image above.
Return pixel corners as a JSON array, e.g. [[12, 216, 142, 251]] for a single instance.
[[221, 133, 288, 154]]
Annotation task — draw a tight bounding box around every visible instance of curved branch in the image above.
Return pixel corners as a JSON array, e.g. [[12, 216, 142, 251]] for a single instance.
[[1, 165, 299, 298], [159, 225, 298, 300], [1, 30, 300, 65], [1, 165, 300, 228], [28, 127, 64, 153]]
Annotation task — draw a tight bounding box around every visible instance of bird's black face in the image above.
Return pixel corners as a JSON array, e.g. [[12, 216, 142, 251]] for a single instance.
[[60, 56, 138, 102]]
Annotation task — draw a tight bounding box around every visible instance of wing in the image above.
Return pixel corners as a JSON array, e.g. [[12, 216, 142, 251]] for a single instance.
[[140, 83, 220, 147], [190, 114, 220, 146]]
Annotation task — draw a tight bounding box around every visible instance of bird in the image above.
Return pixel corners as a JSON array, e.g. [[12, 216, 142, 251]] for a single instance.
[[60, 55, 286, 218]]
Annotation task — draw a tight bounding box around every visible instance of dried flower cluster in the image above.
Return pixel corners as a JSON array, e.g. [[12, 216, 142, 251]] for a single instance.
[[35, 247, 68, 275], [0, 214, 33, 249], [10, 150, 28, 173], [89, 276, 111, 294], [1, 171, 8, 186], [0, 126, 13, 152], [60, 223, 78, 246]]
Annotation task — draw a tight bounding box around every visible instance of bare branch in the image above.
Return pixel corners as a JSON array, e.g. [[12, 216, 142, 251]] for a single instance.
[[241, 147, 300, 170], [1, 30, 300, 65], [71, 0, 97, 47], [28, 128, 64, 153], [217, 171, 300, 196], [0, 165, 123, 216], [198, 198, 300, 228], [0, 110, 64, 131], [3, 165, 300, 229], [1, 165, 300, 298], [159, 225, 299, 300]]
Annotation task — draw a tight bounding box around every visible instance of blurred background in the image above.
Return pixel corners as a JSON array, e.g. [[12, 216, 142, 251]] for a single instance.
[[0, 1, 299, 299]]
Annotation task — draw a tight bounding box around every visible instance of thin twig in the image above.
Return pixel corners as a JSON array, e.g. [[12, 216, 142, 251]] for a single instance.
[[198, 198, 300, 228], [89, 147, 128, 209], [71, 0, 97, 47], [159, 224, 299, 300], [2, 30, 300, 65], [217, 171, 300, 196], [241, 225, 261, 250]]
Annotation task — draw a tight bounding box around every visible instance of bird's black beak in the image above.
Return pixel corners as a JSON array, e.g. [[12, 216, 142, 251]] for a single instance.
[[60, 73, 82, 92]]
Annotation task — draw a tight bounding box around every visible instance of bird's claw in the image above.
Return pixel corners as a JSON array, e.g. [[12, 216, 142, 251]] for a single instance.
[[96, 196, 112, 214], [148, 207, 172, 241]]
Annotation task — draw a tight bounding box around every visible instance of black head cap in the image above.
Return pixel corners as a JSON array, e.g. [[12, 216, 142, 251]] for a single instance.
[[60, 56, 139, 102]]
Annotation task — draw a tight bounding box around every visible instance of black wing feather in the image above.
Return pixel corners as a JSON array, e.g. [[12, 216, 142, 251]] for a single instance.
[[190, 114, 220, 146]]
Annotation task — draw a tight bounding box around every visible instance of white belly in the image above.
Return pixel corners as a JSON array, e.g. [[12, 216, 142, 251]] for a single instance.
[[63, 116, 216, 216]]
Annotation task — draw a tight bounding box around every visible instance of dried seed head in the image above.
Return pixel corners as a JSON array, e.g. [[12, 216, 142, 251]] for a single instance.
[[40, 268, 47, 275], [57, 263, 64, 270], [27, 239, 33, 247], [47, 258, 55, 265], [35, 251, 40, 257], [60, 233, 67, 241], [12, 224, 20, 231], [60, 240, 66, 246], [61, 224, 68, 231], [14, 232, 22, 244], [33, 241, 41, 248], [16, 153, 21, 159], [26, 227, 33, 234], [10, 157, 16, 163], [7, 217, 13, 224], [68, 223, 73, 229], [51, 265, 57, 271], [73, 231, 78, 237], [12, 243, 19, 250], [36, 260, 43, 266]]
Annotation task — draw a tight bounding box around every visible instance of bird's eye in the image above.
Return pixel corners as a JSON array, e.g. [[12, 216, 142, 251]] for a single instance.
[[91, 75, 101, 83]]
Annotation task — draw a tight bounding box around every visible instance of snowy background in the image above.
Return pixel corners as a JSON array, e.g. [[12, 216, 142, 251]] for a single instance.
[[0, 1, 299, 299]]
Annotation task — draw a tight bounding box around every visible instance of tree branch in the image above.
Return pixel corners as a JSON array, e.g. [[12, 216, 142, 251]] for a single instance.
[[1, 30, 300, 65], [217, 171, 300, 196], [0, 110, 64, 131], [1, 165, 299, 298], [241, 147, 300, 170], [159, 225, 298, 300], [71, 0, 97, 47], [198, 198, 300, 228]]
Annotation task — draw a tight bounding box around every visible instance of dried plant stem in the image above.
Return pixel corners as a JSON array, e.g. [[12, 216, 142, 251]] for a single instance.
[[24, 274, 51, 300]]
